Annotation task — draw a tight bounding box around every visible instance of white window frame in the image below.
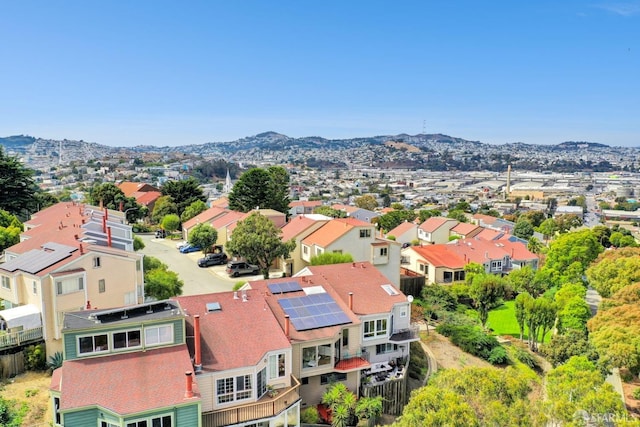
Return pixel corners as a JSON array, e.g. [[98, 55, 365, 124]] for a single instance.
[[93, 256, 101, 268], [126, 414, 173, 427], [1, 276, 10, 290], [491, 260, 502, 271], [268, 353, 286, 379], [360, 229, 371, 238], [380, 247, 388, 256], [112, 329, 142, 351], [216, 374, 253, 404], [99, 279, 106, 293], [77, 333, 110, 355], [144, 324, 174, 347], [363, 318, 388, 340], [56, 276, 84, 295]]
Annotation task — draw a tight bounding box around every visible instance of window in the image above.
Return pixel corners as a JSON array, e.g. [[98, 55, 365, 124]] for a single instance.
[[78, 334, 109, 354], [302, 344, 332, 368], [491, 261, 502, 271], [54, 397, 61, 424], [101, 422, 119, 427], [363, 319, 388, 339], [359, 229, 371, 238], [454, 271, 465, 281], [301, 377, 309, 385], [56, 277, 84, 295], [93, 257, 101, 268], [419, 264, 425, 272], [303, 245, 309, 255], [257, 367, 267, 398], [269, 353, 286, 379], [320, 373, 347, 385], [113, 330, 141, 350], [216, 375, 252, 404], [379, 247, 388, 256], [32, 281, 37, 294], [400, 307, 407, 317], [376, 343, 398, 354], [342, 328, 349, 347], [99, 279, 106, 293], [443, 271, 453, 283], [1, 276, 10, 290], [126, 415, 172, 427], [144, 324, 174, 346]]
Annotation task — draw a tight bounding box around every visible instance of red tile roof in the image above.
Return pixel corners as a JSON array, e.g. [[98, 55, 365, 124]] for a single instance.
[[117, 182, 159, 197], [52, 345, 199, 414], [411, 245, 466, 269], [451, 222, 481, 236], [132, 191, 162, 206], [182, 206, 228, 230], [387, 221, 417, 237], [175, 290, 291, 372], [289, 200, 322, 208], [475, 228, 504, 241], [496, 238, 537, 261], [280, 215, 328, 242], [302, 218, 371, 247]]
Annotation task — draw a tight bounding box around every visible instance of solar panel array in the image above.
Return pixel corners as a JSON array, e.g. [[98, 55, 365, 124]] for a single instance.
[[1, 245, 76, 274], [278, 292, 351, 331], [268, 281, 302, 294]]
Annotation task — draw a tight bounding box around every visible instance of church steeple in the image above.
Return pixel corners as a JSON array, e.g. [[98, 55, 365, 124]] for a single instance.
[[223, 169, 232, 193]]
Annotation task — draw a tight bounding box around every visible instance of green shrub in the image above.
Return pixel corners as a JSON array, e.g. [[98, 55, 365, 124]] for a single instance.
[[437, 323, 502, 362], [621, 370, 635, 383], [47, 351, 64, 371], [25, 344, 46, 371], [487, 346, 509, 365], [300, 406, 321, 424], [132, 223, 151, 233], [512, 346, 539, 370], [633, 388, 640, 400]]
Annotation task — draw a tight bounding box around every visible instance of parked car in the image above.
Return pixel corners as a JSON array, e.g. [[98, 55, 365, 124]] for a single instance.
[[175, 241, 188, 250], [179, 244, 201, 254], [225, 261, 259, 277], [198, 252, 228, 267], [155, 229, 166, 238]]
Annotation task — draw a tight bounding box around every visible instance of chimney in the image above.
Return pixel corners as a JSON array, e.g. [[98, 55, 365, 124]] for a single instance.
[[194, 315, 202, 372], [79, 243, 84, 255], [107, 227, 112, 247], [104, 207, 108, 221], [102, 215, 106, 233], [284, 315, 290, 338], [184, 371, 194, 398], [348, 292, 353, 310], [352, 262, 356, 268]]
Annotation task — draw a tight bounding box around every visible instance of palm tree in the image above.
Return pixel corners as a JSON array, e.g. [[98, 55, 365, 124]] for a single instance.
[[527, 236, 543, 254]]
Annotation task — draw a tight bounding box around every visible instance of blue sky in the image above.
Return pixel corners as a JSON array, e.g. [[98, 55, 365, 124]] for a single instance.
[[1, 1, 639, 147]]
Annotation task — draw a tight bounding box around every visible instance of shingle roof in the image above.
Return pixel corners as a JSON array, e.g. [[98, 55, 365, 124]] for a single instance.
[[182, 206, 227, 230], [280, 215, 327, 242], [411, 245, 466, 268], [52, 345, 199, 414], [418, 217, 457, 232], [387, 221, 417, 237], [302, 218, 371, 247]]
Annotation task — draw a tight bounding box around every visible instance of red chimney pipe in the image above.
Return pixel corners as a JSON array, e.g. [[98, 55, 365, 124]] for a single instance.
[[104, 207, 108, 221], [79, 243, 84, 255], [184, 371, 194, 398], [107, 227, 112, 247], [194, 315, 202, 371], [348, 292, 353, 310], [284, 315, 290, 338], [102, 215, 106, 233]]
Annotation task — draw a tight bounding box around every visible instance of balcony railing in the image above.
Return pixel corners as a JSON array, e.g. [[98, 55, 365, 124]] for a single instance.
[[389, 323, 420, 343], [334, 349, 371, 372], [202, 375, 300, 427], [0, 327, 43, 351]]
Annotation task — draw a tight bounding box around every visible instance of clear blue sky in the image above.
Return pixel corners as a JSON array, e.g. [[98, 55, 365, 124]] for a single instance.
[[1, 1, 639, 147]]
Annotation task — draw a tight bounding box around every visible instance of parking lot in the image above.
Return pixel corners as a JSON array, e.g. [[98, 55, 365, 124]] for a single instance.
[[137, 234, 265, 295]]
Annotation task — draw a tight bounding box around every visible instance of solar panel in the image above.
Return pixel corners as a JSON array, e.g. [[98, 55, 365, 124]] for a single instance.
[[278, 293, 351, 331], [268, 281, 303, 294]]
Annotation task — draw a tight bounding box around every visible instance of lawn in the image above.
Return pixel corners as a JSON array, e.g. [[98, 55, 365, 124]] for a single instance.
[[486, 300, 551, 343]]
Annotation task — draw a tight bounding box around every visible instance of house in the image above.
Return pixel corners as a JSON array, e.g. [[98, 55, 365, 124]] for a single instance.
[[417, 217, 458, 244], [331, 204, 380, 223], [50, 300, 201, 427], [288, 200, 323, 217], [450, 222, 482, 240], [0, 203, 144, 356], [252, 262, 419, 412], [279, 214, 330, 277], [386, 221, 418, 245], [175, 290, 300, 427], [300, 218, 401, 286], [181, 206, 228, 241], [117, 182, 160, 198]]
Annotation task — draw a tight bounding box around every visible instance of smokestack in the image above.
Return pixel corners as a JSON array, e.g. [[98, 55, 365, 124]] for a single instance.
[[348, 292, 353, 310], [107, 227, 112, 247], [284, 315, 290, 338], [184, 371, 194, 398], [194, 315, 202, 372]]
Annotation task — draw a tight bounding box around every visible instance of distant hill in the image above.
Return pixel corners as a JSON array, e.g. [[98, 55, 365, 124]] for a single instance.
[[0, 135, 36, 149]]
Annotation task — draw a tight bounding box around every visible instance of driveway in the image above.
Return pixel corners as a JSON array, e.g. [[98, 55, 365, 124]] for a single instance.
[[137, 234, 263, 296]]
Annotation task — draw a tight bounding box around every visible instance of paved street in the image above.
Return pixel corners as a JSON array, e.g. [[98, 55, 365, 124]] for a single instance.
[[137, 234, 239, 295]]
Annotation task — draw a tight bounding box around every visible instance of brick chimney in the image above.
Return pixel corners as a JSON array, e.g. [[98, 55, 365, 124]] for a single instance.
[[348, 292, 353, 310], [184, 371, 194, 398], [194, 315, 202, 372]]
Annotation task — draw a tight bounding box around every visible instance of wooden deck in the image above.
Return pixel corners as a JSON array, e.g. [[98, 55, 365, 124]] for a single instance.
[[0, 327, 43, 351]]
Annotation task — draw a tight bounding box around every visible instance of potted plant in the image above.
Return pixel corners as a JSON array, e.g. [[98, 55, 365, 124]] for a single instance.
[[266, 385, 279, 398]]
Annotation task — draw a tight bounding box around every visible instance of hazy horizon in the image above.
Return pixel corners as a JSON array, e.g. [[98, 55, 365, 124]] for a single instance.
[[1, 1, 639, 147]]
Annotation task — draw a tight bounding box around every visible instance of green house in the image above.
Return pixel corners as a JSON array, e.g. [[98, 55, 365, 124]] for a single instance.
[[50, 300, 201, 427]]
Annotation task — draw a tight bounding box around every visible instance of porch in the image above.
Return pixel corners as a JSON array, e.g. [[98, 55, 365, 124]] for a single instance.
[[0, 327, 43, 351]]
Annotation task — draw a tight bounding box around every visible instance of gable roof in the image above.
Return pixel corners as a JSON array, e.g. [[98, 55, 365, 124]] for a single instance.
[[302, 218, 372, 248], [182, 206, 227, 230], [410, 245, 466, 269], [451, 222, 482, 236], [52, 344, 198, 414], [280, 215, 329, 242], [175, 290, 291, 371], [418, 217, 458, 232], [117, 182, 160, 197], [132, 190, 162, 206], [387, 221, 417, 237]]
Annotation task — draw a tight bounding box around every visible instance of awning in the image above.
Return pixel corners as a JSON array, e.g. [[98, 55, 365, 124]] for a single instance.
[[0, 304, 42, 330]]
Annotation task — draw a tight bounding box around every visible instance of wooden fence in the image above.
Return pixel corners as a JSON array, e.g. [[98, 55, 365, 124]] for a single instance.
[[0, 350, 25, 379], [399, 275, 425, 299], [361, 374, 408, 416]]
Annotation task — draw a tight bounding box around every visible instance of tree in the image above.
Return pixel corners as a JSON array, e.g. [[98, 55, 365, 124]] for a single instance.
[[88, 183, 124, 207], [543, 230, 603, 277], [376, 210, 417, 233], [526, 236, 543, 254], [418, 209, 441, 223], [0, 147, 36, 217], [152, 196, 178, 224], [355, 396, 383, 427], [226, 212, 296, 279], [513, 218, 534, 240], [545, 356, 625, 425], [585, 247, 640, 297], [188, 223, 218, 253], [525, 297, 556, 351], [161, 177, 206, 217], [508, 266, 536, 296], [180, 200, 208, 223], [354, 195, 378, 211], [540, 329, 598, 367], [321, 383, 356, 427], [536, 218, 558, 241], [314, 206, 347, 218], [144, 269, 184, 300], [514, 292, 532, 342], [520, 210, 546, 227], [469, 274, 507, 327], [161, 214, 181, 235], [446, 209, 468, 222], [228, 167, 290, 213], [0, 210, 23, 253], [556, 296, 591, 334], [310, 252, 354, 265], [133, 236, 145, 251]]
